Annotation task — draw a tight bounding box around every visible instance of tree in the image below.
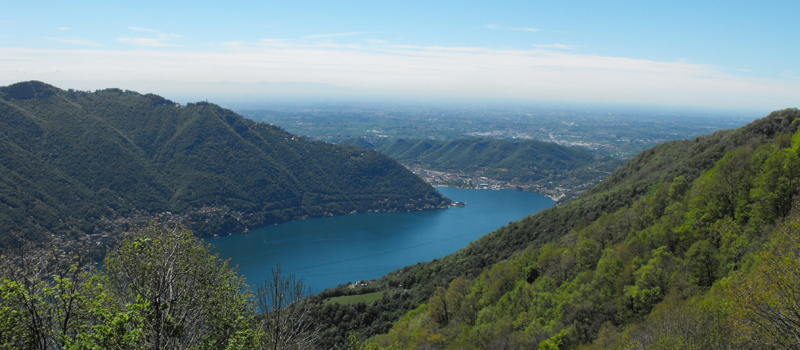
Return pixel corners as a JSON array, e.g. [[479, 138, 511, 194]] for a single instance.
[[0, 234, 95, 350], [685, 239, 719, 288], [255, 264, 318, 350], [733, 217, 800, 349], [103, 223, 253, 349], [428, 286, 451, 326]]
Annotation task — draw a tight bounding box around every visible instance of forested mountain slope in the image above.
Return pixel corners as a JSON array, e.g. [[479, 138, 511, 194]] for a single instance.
[[359, 108, 800, 349], [313, 109, 800, 349], [375, 139, 604, 182], [0, 81, 449, 242], [374, 139, 623, 198]]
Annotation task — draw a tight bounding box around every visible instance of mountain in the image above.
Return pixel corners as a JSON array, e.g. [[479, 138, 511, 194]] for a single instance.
[[312, 108, 800, 349], [373, 138, 624, 200], [375, 138, 595, 180], [0, 81, 450, 243]]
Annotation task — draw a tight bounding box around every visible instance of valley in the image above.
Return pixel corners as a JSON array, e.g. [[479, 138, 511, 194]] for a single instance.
[[2, 82, 798, 348], [245, 105, 750, 203], [3, 1, 798, 348], [209, 187, 553, 294], [242, 104, 752, 158]]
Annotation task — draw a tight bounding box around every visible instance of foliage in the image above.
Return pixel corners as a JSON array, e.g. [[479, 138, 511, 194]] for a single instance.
[[103, 223, 252, 349], [323, 292, 384, 306], [341, 108, 800, 349], [0, 223, 335, 350], [0, 236, 95, 349], [0, 81, 450, 243], [308, 109, 800, 349], [309, 288, 416, 349], [730, 218, 800, 349]]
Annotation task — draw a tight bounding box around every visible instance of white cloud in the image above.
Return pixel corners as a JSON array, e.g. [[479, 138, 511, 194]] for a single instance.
[[780, 70, 799, 80], [384, 44, 488, 53], [128, 26, 160, 33], [47, 37, 100, 46], [303, 32, 373, 39], [119, 27, 180, 47], [117, 37, 177, 47], [534, 43, 573, 50], [486, 24, 539, 33], [0, 43, 797, 110], [157, 33, 181, 40]]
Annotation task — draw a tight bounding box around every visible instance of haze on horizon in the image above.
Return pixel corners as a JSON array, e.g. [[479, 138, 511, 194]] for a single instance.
[[1, 0, 798, 112]]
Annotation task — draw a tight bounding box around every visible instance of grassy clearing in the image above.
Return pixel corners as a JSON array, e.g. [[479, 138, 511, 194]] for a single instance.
[[323, 291, 383, 305]]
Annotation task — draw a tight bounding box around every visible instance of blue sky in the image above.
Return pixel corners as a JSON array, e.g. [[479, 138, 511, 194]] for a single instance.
[[1, 0, 798, 111]]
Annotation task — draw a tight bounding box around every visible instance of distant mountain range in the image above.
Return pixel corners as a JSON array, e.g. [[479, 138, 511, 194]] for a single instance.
[[0, 81, 450, 242]]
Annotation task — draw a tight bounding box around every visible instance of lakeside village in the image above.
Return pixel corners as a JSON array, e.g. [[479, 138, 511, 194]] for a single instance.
[[405, 165, 601, 204]]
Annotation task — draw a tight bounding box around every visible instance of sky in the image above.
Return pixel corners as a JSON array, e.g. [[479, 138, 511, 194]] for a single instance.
[[1, 0, 798, 111]]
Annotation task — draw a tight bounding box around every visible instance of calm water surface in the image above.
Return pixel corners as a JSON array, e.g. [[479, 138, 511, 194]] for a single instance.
[[210, 187, 553, 292]]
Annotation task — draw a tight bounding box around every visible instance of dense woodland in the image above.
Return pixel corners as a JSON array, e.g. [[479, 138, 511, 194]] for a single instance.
[[0, 81, 449, 244], [313, 108, 800, 349], [2, 81, 800, 349]]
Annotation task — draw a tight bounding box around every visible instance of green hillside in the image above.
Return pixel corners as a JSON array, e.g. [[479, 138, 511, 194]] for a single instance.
[[375, 138, 619, 182], [373, 138, 623, 200], [0, 81, 450, 242], [312, 109, 800, 349], [354, 109, 800, 349]]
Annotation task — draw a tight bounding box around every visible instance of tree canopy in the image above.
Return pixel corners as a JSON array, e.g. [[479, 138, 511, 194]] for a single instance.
[[353, 109, 800, 349], [311, 109, 800, 349], [0, 222, 326, 350], [0, 81, 450, 243]]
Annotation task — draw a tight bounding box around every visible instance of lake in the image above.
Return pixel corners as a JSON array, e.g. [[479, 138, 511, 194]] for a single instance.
[[209, 187, 553, 293]]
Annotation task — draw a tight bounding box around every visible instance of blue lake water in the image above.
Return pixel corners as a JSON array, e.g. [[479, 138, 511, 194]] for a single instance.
[[209, 187, 553, 293]]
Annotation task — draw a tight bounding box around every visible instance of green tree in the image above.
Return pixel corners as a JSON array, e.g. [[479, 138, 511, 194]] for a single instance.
[[427, 286, 451, 326], [685, 239, 719, 288], [104, 223, 253, 349], [733, 218, 800, 349], [0, 235, 95, 350], [750, 146, 800, 226]]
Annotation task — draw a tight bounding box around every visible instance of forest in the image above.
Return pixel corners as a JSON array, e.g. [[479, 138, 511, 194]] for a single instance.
[[0, 81, 449, 245], [341, 108, 800, 349], [312, 108, 800, 349], [0, 222, 321, 349]]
